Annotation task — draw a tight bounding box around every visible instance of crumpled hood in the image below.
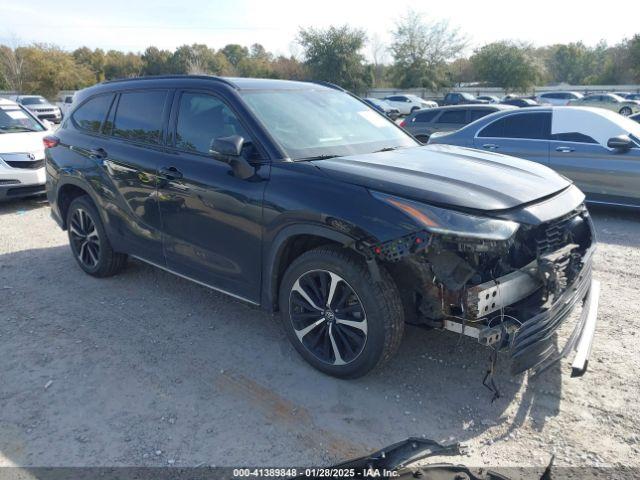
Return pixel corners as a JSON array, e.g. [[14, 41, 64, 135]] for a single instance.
[[0, 131, 47, 157], [310, 144, 571, 211]]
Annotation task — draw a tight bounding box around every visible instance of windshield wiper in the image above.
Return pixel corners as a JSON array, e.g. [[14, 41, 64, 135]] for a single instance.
[[0, 126, 39, 133], [296, 154, 341, 161], [374, 146, 401, 153]]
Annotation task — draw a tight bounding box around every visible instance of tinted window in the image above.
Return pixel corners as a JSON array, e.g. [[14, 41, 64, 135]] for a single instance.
[[438, 110, 467, 124], [551, 132, 597, 144], [414, 110, 439, 123], [175, 92, 250, 154], [469, 109, 493, 122], [479, 112, 551, 139], [113, 91, 167, 144], [72, 94, 113, 133], [387, 96, 404, 102]]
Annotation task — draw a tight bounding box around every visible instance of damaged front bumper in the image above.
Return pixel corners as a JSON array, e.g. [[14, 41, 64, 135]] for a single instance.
[[443, 246, 599, 377]]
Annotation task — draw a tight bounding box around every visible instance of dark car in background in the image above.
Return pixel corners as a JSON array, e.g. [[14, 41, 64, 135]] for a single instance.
[[45, 76, 598, 380], [363, 98, 401, 120], [631, 112, 640, 123], [442, 92, 488, 105], [400, 104, 516, 143], [429, 106, 640, 208], [502, 98, 540, 108]]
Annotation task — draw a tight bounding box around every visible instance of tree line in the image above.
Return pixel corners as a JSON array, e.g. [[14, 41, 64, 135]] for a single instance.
[[1, 11, 639, 99]]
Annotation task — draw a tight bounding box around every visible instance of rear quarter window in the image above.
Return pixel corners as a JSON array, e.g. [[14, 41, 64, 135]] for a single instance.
[[414, 110, 439, 123], [437, 110, 467, 124]]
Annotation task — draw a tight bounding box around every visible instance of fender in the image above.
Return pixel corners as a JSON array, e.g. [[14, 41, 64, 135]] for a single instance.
[[53, 174, 107, 230], [261, 223, 359, 311]]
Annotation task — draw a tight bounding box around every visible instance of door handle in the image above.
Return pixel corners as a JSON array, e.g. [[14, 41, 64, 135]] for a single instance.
[[555, 146, 575, 153], [482, 144, 499, 150], [89, 147, 107, 159], [159, 166, 183, 180]]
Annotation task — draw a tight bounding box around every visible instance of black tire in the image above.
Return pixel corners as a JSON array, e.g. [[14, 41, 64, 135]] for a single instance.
[[66, 195, 127, 277], [415, 134, 430, 144], [279, 246, 404, 378], [619, 107, 633, 117]]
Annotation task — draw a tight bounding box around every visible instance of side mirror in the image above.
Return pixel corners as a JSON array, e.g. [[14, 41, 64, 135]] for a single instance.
[[607, 135, 633, 152], [209, 135, 254, 180]]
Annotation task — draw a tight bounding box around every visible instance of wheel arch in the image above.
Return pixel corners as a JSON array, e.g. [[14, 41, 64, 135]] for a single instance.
[[262, 224, 360, 312], [56, 178, 103, 230]]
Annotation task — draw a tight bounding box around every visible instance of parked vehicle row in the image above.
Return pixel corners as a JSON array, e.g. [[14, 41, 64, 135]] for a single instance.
[[382, 94, 438, 115], [363, 98, 400, 120], [568, 93, 640, 116], [0, 98, 50, 201], [429, 106, 640, 208], [399, 104, 516, 143], [44, 76, 599, 379]]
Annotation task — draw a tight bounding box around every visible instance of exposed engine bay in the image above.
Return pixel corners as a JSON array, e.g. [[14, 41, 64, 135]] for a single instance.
[[365, 191, 598, 382]]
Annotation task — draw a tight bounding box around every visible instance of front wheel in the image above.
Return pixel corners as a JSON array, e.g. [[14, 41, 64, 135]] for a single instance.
[[279, 246, 404, 378], [67, 195, 127, 277], [619, 107, 633, 116]]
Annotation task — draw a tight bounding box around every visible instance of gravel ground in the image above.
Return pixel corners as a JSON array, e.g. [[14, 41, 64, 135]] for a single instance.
[[0, 197, 638, 471]]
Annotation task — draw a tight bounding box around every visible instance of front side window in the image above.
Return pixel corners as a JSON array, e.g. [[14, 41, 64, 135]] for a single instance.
[[550, 132, 597, 144], [479, 112, 551, 140], [240, 88, 416, 160], [175, 92, 250, 155], [414, 110, 438, 123], [113, 91, 167, 145], [0, 104, 45, 133], [71, 94, 114, 134], [470, 109, 493, 122], [438, 110, 467, 124]]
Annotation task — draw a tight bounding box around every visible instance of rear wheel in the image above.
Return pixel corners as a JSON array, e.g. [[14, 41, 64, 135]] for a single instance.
[[67, 196, 127, 277], [279, 246, 404, 378], [619, 107, 633, 116]]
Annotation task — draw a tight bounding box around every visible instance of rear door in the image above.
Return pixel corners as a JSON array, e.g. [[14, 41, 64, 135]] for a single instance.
[[98, 89, 172, 262], [549, 132, 640, 206], [473, 111, 551, 165], [407, 109, 439, 137]]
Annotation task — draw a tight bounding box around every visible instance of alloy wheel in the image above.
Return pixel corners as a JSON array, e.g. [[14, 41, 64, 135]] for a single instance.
[[289, 270, 367, 366], [620, 107, 632, 117], [69, 208, 100, 268]]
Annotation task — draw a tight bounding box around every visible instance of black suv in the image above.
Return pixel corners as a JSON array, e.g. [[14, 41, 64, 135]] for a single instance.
[[45, 76, 599, 379]]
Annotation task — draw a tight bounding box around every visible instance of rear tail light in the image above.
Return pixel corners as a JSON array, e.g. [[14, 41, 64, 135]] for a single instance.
[[399, 120, 407, 128], [43, 136, 59, 149]]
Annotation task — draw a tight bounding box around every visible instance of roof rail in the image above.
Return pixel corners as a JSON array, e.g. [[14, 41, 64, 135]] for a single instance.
[[101, 75, 238, 89]]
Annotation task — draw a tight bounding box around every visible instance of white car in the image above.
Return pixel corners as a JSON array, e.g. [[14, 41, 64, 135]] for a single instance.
[[57, 93, 76, 117], [0, 98, 51, 201], [383, 94, 437, 115], [536, 91, 584, 106]]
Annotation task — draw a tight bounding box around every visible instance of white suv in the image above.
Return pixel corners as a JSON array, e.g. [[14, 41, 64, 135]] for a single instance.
[[537, 91, 583, 106], [0, 98, 50, 201], [383, 94, 437, 115]]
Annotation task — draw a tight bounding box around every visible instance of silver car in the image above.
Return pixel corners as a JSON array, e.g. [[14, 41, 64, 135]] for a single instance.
[[17, 95, 62, 123], [429, 106, 640, 208]]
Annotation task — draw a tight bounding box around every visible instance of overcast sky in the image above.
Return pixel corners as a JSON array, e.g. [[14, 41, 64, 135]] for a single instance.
[[1, 0, 639, 60]]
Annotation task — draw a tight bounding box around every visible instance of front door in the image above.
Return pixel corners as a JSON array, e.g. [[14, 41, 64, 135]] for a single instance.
[[157, 90, 269, 302], [550, 134, 640, 207]]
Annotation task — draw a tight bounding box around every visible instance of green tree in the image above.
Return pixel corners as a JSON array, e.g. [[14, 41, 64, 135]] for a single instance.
[[390, 10, 466, 89], [220, 44, 249, 68], [297, 25, 371, 93], [141, 46, 173, 76], [170, 44, 230, 75], [471, 41, 542, 92], [103, 50, 142, 80], [72, 47, 105, 82]]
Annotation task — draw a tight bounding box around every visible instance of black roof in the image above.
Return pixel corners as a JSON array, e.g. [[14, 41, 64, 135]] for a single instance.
[[101, 75, 329, 91]]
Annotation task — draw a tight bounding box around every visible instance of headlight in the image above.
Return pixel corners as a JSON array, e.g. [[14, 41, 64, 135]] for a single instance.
[[372, 191, 519, 241]]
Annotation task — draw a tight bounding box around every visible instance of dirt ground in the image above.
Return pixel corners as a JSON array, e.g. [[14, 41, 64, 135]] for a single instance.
[[0, 197, 638, 471]]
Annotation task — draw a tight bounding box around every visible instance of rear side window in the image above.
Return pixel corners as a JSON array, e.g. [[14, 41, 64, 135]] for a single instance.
[[71, 94, 113, 133], [113, 91, 167, 145], [175, 92, 250, 155], [438, 110, 467, 124], [414, 110, 439, 123], [479, 112, 551, 139], [469, 109, 493, 122]]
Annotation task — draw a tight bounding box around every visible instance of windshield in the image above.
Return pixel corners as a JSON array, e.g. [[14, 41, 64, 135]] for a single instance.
[[20, 96, 48, 105], [240, 89, 416, 160], [461, 93, 476, 100], [0, 105, 45, 133]]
